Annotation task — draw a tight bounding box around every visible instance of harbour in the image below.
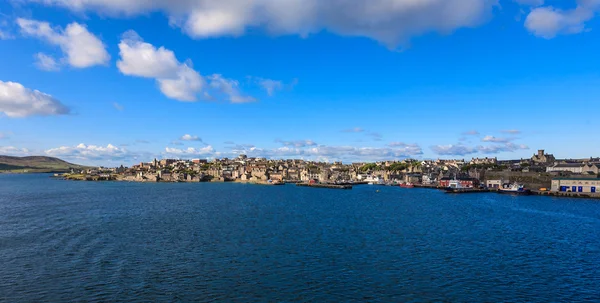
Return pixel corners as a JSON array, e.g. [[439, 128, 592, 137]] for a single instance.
[[2, 174, 600, 302]]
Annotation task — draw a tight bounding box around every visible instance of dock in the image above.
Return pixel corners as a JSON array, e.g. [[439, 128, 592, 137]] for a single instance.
[[532, 190, 600, 200], [296, 183, 353, 190]]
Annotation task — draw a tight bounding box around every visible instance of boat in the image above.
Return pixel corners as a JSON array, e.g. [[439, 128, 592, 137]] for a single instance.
[[498, 183, 531, 195], [399, 182, 415, 188], [444, 179, 484, 193]]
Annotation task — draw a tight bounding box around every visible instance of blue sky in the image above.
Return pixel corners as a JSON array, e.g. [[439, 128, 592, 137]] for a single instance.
[[1, 0, 599, 166]]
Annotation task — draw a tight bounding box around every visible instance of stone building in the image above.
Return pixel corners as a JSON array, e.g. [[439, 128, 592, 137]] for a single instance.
[[531, 150, 555, 164]]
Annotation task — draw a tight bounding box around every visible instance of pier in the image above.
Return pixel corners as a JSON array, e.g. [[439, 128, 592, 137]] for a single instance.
[[532, 190, 600, 200]]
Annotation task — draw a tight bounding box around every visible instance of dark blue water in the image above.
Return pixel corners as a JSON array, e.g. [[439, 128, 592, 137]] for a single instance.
[[1, 174, 600, 302]]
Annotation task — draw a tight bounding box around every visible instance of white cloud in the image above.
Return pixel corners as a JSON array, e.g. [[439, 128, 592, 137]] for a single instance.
[[0, 18, 14, 40], [0, 131, 11, 140], [117, 30, 204, 102], [431, 142, 529, 156], [275, 139, 317, 148], [117, 31, 252, 102], [0, 146, 30, 156], [207, 74, 255, 103], [34, 0, 497, 47], [158, 65, 205, 101], [34, 52, 61, 71], [255, 78, 284, 96], [367, 132, 383, 141], [0, 29, 14, 40], [524, 1, 600, 38], [501, 129, 521, 134], [478, 143, 529, 154], [431, 144, 478, 156], [164, 146, 215, 156], [0, 80, 70, 118], [482, 135, 512, 143], [44, 143, 150, 165], [17, 18, 110, 68], [180, 134, 202, 142], [159, 140, 423, 162], [514, 0, 544, 6]]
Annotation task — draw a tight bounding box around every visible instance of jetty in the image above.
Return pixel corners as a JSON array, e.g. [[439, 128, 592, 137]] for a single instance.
[[532, 190, 600, 200], [296, 183, 352, 190]]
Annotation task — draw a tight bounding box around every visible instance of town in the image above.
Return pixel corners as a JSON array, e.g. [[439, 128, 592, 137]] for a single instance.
[[62, 149, 600, 197]]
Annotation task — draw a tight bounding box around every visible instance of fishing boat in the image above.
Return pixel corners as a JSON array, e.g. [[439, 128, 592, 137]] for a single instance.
[[444, 179, 485, 194], [498, 183, 531, 195], [399, 182, 415, 188]]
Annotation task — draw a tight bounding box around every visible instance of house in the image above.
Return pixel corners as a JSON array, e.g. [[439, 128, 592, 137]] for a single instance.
[[269, 171, 284, 181], [486, 179, 503, 189], [582, 163, 600, 175], [546, 163, 585, 174], [551, 178, 600, 193], [470, 157, 497, 165]]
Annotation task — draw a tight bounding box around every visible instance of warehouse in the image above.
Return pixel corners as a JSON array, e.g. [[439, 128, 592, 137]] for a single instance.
[[551, 178, 600, 193]]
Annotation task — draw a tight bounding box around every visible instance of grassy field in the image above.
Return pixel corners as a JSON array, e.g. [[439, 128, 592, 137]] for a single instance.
[[0, 156, 90, 173]]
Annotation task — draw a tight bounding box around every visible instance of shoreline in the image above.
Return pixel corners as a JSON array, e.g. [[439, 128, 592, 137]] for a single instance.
[[51, 174, 600, 200]]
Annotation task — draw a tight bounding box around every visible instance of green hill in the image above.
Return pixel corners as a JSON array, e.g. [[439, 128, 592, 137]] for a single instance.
[[0, 156, 90, 173]]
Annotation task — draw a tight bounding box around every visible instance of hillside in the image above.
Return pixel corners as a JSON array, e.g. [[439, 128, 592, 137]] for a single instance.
[[0, 156, 90, 173]]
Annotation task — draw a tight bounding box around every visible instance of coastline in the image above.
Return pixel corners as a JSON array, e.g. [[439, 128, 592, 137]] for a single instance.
[[50, 174, 600, 200]]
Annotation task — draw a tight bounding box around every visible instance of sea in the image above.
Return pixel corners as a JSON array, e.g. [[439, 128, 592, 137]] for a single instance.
[[1, 174, 599, 302]]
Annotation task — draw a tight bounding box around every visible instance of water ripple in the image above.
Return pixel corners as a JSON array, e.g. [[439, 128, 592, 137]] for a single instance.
[[1, 175, 600, 302]]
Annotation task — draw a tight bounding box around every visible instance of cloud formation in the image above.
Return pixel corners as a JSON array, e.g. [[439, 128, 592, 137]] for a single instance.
[[514, 0, 544, 6], [33, 52, 61, 71], [164, 146, 215, 156], [117, 30, 204, 102], [0, 80, 70, 118], [17, 18, 110, 68], [34, 0, 496, 47], [180, 134, 202, 142], [275, 139, 318, 148], [117, 31, 255, 102], [45, 143, 142, 163], [0, 146, 30, 156], [524, 1, 600, 38], [431, 142, 529, 156], [206, 74, 255, 103], [482, 135, 513, 143]]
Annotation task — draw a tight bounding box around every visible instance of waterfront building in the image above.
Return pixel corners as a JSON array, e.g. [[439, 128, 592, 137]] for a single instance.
[[551, 178, 600, 193], [486, 179, 503, 189]]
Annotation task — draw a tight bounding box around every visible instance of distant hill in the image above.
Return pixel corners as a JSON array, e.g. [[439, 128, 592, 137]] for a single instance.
[[0, 156, 90, 173]]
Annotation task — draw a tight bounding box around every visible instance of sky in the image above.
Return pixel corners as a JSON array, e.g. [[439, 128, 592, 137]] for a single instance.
[[1, 0, 599, 166]]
